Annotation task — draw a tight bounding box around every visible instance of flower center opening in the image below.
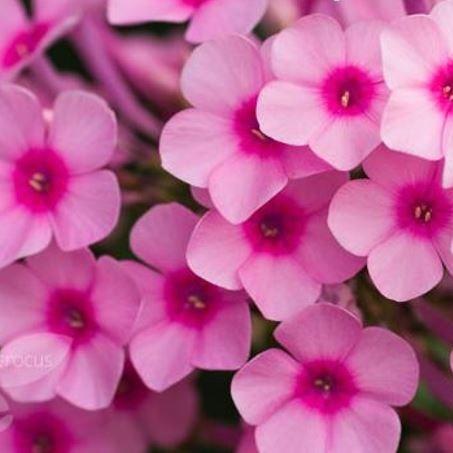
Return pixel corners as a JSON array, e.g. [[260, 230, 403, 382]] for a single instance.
[[443, 84, 453, 101], [322, 65, 376, 116], [186, 294, 206, 310], [413, 203, 433, 223], [260, 219, 281, 238], [295, 360, 357, 414], [250, 128, 269, 141], [313, 375, 334, 394], [28, 172, 49, 193], [64, 307, 86, 330], [47, 289, 95, 342], [13, 148, 69, 213], [430, 62, 453, 113], [32, 434, 53, 453], [396, 184, 453, 238], [165, 268, 218, 327], [244, 196, 306, 255]]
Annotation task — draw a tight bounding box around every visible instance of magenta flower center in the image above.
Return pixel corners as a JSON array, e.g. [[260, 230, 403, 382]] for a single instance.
[[234, 97, 284, 157], [295, 360, 357, 414], [3, 23, 49, 68], [13, 148, 70, 213], [164, 268, 219, 327], [430, 62, 453, 114], [47, 288, 96, 342], [321, 65, 376, 116], [244, 195, 306, 254], [396, 183, 453, 238], [13, 413, 72, 453]]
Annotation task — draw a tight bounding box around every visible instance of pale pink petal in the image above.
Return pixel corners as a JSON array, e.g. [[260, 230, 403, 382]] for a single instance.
[[345, 20, 386, 79], [5, 355, 68, 403], [239, 254, 321, 321], [143, 379, 198, 447], [345, 327, 419, 406], [431, 0, 453, 54], [0, 86, 35, 160], [209, 153, 287, 224], [191, 186, 214, 209], [0, 263, 48, 343], [257, 81, 329, 146], [231, 349, 300, 425], [108, 0, 194, 24], [441, 116, 453, 187], [160, 109, 236, 187], [280, 145, 332, 179], [91, 256, 140, 345], [0, 1, 27, 50], [187, 0, 267, 43], [187, 211, 251, 290], [381, 88, 444, 160], [284, 171, 348, 215], [0, 333, 71, 389], [192, 298, 251, 369], [0, 207, 52, 268], [310, 114, 381, 170], [363, 145, 438, 190], [26, 244, 96, 291], [298, 211, 365, 284], [274, 304, 362, 362], [49, 91, 117, 174], [256, 400, 328, 453], [329, 397, 401, 453], [433, 225, 453, 275], [181, 35, 264, 115], [130, 203, 198, 272], [120, 261, 167, 333], [381, 15, 448, 89], [368, 232, 443, 301], [271, 15, 345, 83], [129, 322, 197, 391], [328, 180, 396, 256], [57, 334, 124, 410], [50, 170, 120, 250], [0, 85, 45, 149]]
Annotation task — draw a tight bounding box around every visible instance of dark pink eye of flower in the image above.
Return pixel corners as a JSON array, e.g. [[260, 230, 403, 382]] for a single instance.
[[295, 360, 357, 414], [47, 289, 96, 341], [396, 184, 452, 238], [322, 66, 376, 116], [13, 413, 72, 453], [164, 268, 219, 326], [3, 23, 49, 68], [429, 61, 453, 113], [13, 148, 70, 213], [234, 97, 282, 157], [244, 195, 306, 254]]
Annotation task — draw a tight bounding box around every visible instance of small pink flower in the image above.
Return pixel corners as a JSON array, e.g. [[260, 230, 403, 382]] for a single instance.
[[125, 203, 252, 391], [161, 35, 331, 224], [0, 85, 120, 267], [328, 146, 453, 301], [257, 14, 388, 170], [0, 244, 140, 410], [231, 304, 419, 453], [0, 398, 138, 452], [0, 0, 78, 80], [107, 0, 268, 43], [187, 172, 364, 321], [104, 362, 198, 450], [380, 0, 453, 186]]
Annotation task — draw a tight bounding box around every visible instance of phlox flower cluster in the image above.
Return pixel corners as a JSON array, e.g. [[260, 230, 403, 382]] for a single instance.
[[0, 0, 450, 452]]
